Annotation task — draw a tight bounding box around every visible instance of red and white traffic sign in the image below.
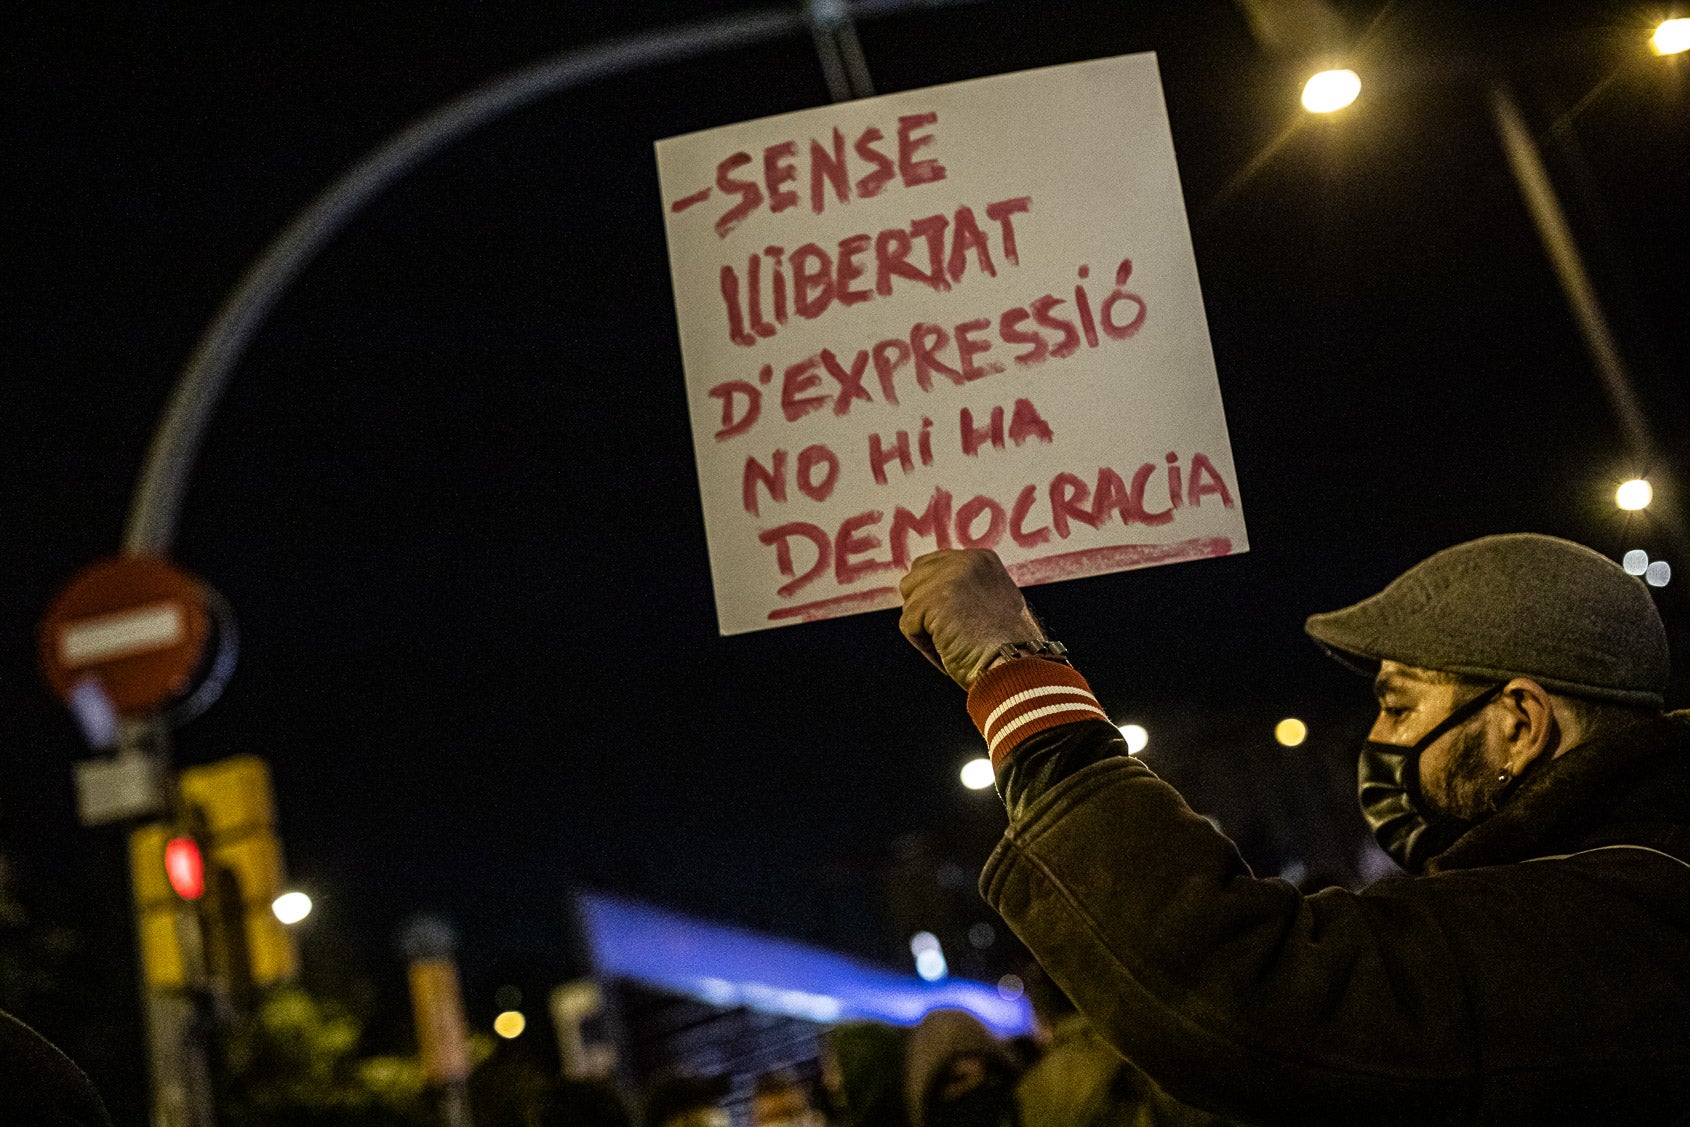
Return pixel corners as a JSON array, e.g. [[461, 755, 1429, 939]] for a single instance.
[[39, 555, 212, 718]]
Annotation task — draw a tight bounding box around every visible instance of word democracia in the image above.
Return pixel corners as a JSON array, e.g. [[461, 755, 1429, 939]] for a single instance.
[[708, 258, 1148, 440], [759, 454, 1236, 598]]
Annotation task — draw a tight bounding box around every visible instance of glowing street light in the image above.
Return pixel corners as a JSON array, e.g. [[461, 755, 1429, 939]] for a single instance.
[[1117, 723, 1149, 754], [960, 757, 995, 790], [1302, 69, 1361, 113], [1653, 18, 1690, 55], [271, 890, 312, 925], [1616, 479, 1653, 510], [1274, 718, 1308, 747]]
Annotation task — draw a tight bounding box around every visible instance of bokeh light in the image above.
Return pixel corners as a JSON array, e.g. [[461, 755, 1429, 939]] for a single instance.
[[910, 931, 947, 980], [1646, 560, 1672, 588], [271, 891, 312, 924], [1117, 724, 1149, 754], [1274, 718, 1308, 747], [997, 974, 1025, 1001], [1616, 479, 1653, 510], [960, 757, 995, 790], [1623, 549, 1649, 575], [1302, 69, 1361, 113], [493, 1010, 526, 1039]]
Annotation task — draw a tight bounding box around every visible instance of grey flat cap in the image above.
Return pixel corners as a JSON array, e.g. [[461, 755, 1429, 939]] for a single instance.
[[1306, 533, 1669, 706]]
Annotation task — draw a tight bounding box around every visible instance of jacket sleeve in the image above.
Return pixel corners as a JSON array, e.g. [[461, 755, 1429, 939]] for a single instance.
[[968, 661, 1481, 1125]]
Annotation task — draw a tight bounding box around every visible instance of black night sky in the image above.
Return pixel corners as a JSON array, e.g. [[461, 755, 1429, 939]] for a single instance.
[[5, 1, 1688, 1117]]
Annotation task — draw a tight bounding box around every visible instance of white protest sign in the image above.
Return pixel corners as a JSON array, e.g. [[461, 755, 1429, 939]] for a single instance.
[[657, 53, 1247, 636]]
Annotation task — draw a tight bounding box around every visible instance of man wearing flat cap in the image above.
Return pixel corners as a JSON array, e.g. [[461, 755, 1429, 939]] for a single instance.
[[899, 534, 1690, 1125]]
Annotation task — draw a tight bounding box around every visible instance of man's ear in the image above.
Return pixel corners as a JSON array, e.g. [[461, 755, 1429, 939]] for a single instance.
[[1499, 677, 1558, 773]]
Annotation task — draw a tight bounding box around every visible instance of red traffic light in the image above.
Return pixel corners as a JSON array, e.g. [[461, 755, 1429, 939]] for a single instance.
[[164, 836, 205, 900]]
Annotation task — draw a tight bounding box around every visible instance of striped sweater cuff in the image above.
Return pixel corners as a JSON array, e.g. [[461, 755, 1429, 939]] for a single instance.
[[967, 659, 1108, 769]]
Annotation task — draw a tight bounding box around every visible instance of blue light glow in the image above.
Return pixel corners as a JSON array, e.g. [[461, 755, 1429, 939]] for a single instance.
[[576, 892, 1033, 1036]]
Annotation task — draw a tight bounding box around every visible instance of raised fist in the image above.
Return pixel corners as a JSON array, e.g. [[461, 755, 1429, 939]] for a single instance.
[[898, 549, 1045, 689]]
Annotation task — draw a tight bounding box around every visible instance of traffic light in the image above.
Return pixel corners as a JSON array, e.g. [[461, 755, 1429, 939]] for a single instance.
[[178, 755, 297, 988], [164, 837, 205, 900], [129, 757, 299, 992], [131, 824, 195, 990]]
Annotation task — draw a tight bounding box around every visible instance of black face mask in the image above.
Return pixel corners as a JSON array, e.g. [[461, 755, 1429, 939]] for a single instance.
[[1358, 682, 1504, 873]]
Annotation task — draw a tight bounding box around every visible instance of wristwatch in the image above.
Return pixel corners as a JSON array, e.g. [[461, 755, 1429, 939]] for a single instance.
[[995, 640, 1071, 665]]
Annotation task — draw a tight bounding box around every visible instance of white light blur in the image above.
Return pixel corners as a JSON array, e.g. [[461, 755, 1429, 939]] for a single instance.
[[271, 891, 312, 925], [960, 757, 995, 790], [1616, 479, 1653, 510], [1274, 718, 1308, 747], [1646, 560, 1672, 588], [1623, 549, 1650, 575], [1118, 724, 1149, 755], [1654, 18, 1690, 55], [909, 931, 940, 956], [915, 948, 948, 982], [996, 974, 1025, 1001], [968, 921, 996, 949], [1302, 69, 1361, 113]]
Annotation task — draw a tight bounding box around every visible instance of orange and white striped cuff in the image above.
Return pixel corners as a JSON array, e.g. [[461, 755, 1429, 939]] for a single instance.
[[967, 659, 1108, 769]]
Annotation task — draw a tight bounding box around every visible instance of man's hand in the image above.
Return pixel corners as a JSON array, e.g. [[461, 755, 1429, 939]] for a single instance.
[[899, 549, 1046, 689]]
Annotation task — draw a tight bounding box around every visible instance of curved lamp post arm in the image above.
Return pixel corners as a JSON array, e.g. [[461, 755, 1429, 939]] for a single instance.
[[122, 7, 804, 554]]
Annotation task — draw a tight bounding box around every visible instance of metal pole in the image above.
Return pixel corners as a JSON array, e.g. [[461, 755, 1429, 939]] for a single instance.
[[1487, 83, 1656, 467], [807, 0, 876, 102], [123, 719, 218, 1127]]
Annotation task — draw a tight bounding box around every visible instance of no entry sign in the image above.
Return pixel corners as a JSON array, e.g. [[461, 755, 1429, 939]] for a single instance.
[[39, 555, 212, 717], [657, 53, 1248, 634]]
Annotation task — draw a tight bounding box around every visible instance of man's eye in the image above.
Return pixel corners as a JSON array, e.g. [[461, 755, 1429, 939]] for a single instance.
[[1381, 706, 1409, 719]]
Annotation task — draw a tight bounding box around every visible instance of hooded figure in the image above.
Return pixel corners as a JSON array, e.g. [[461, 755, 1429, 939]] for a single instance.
[[902, 1009, 1021, 1127]]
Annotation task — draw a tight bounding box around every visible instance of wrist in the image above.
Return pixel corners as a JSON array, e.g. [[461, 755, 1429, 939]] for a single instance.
[[964, 639, 1070, 690]]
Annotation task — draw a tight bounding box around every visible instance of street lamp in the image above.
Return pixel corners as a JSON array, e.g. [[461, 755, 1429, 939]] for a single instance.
[[1653, 18, 1690, 55], [1301, 68, 1361, 113], [1616, 478, 1653, 511]]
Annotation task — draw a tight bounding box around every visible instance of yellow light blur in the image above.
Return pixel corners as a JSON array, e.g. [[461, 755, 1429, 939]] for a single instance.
[[1301, 69, 1361, 113], [1616, 478, 1653, 510], [1653, 18, 1690, 54], [1117, 724, 1149, 755], [493, 1010, 526, 1039], [960, 757, 995, 790], [1275, 718, 1309, 747], [271, 891, 312, 925]]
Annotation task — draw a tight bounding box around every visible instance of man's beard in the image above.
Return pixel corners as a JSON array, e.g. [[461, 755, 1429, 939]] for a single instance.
[[1423, 722, 1495, 822]]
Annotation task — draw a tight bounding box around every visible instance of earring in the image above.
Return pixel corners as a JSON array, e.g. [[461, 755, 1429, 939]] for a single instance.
[[1496, 770, 1513, 787]]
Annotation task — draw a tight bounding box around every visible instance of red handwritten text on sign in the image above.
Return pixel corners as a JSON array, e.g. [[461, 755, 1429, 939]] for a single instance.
[[658, 55, 1247, 633]]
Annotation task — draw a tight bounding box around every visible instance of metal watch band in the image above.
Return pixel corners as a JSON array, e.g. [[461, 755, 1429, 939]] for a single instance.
[[996, 640, 1070, 664]]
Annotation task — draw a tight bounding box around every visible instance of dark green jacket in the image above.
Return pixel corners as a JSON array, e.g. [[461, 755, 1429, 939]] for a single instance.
[[983, 711, 1690, 1125]]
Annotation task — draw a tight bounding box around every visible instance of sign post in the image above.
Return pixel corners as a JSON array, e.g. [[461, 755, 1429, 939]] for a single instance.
[[657, 54, 1247, 634], [39, 555, 227, 1127]]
